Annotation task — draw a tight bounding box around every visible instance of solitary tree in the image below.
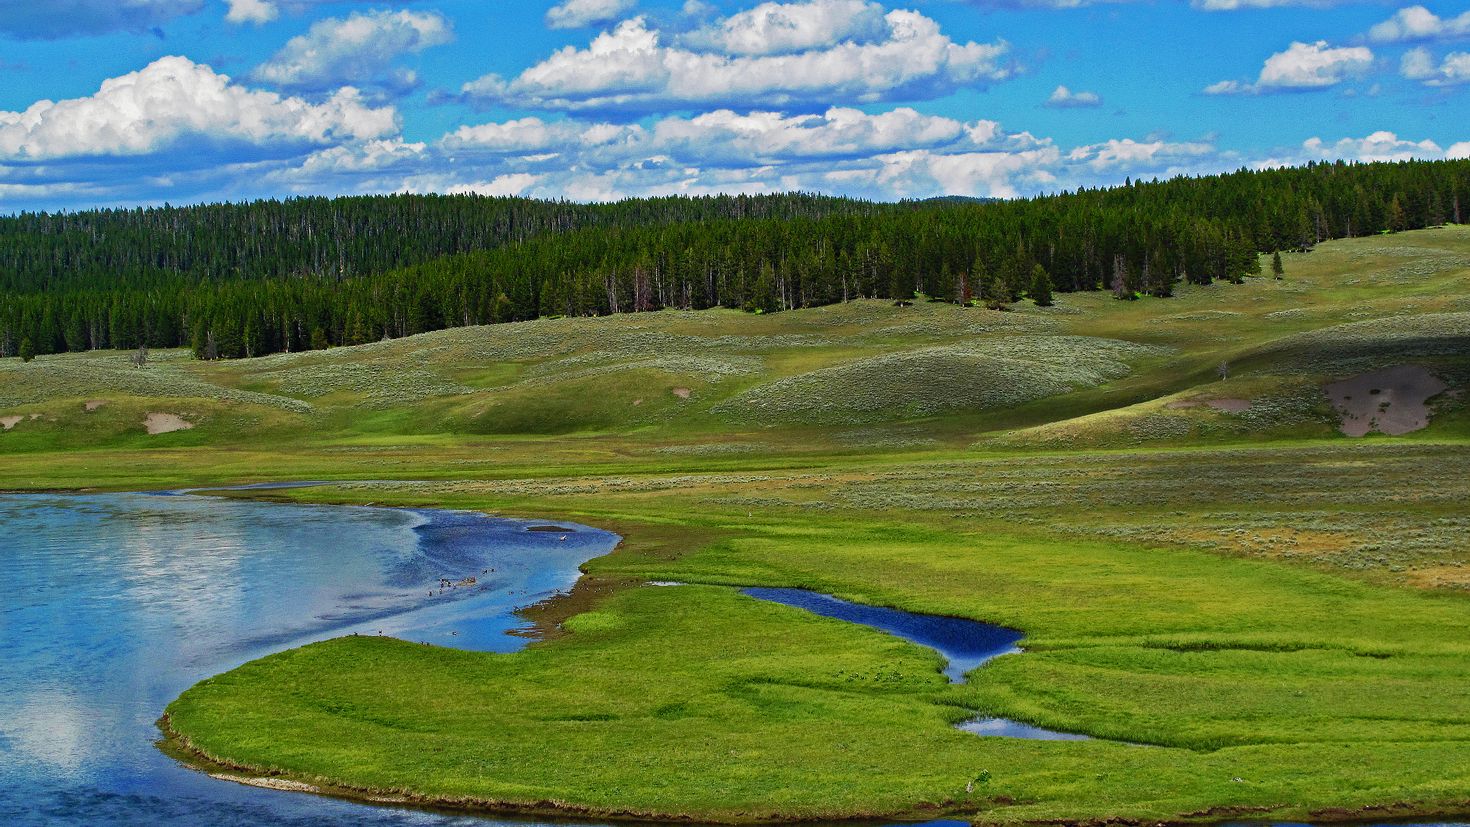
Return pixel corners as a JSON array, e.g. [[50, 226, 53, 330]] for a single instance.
[[1271, 251, 1285, 280], [19, 337, 35, 363], [984, 275, 1012, 311], [1029, 263, 1054, 307]]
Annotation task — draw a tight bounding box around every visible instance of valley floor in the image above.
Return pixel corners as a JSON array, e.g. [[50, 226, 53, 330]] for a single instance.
[[5, 229, 1470, 824]]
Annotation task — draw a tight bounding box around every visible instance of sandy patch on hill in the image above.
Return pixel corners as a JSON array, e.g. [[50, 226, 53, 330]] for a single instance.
[[0, 416, 22, 431], [84, 400, 107, 412], [672, 387, 692, 399], [144, 413, 194, 435], [1325, 365, 1448, 437]]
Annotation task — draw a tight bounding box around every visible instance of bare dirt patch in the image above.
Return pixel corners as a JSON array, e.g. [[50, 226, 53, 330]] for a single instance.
[[144, 413, 194, 435], [84, 400, 107, 412], [672, 387, 692, 399], [0, 415, 22, 431], [1325, 365, 1449, 437]]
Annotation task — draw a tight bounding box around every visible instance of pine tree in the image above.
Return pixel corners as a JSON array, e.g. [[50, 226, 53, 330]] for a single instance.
[[1029, 264, 1054, 307], [19, 337, 35, 363], [1271, 251, 1285, 280], [984, 276, 1011, 311], [747, 262, 779, 313], [888, 265, 912, 305]]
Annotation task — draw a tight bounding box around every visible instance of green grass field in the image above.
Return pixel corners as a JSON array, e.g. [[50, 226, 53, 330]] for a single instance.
[[7, 228, 1470, 824]]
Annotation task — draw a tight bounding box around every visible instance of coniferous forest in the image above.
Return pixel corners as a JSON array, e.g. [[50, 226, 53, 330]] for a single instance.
[[2, 159, 1466, 360]]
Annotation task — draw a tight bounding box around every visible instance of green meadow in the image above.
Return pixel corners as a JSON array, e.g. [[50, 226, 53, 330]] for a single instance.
[[5, 228, 1470, 824]]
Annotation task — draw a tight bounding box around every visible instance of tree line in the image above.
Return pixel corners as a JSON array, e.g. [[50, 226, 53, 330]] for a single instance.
[[2, 159, 1466, 360]]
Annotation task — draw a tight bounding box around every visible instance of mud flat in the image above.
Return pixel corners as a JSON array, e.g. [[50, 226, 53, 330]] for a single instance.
[[1325, 365, 1448, 436]]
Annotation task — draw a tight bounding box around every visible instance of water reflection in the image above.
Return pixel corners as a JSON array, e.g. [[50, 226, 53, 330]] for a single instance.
[[0, 492, 618, 826]]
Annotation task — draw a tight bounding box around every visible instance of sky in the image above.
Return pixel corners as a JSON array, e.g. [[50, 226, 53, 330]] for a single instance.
[[0, 0, 1466, 211]]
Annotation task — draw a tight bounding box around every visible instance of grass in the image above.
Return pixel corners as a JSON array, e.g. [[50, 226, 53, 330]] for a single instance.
[[6, 227, 1470, 823]]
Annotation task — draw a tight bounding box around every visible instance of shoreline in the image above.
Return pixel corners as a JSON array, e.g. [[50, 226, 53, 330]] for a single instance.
[[158, 713, 972, 826], [158, 713, 1470, 827]]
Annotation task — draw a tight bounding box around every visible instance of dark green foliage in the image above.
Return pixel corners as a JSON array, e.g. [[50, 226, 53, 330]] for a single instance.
[[984, 275, 1011, 311], [2, 159, 1466, 359], [1030, 264, 1054, 307], [19, 337, 34, 363], [1272, 251, 1285, 280]]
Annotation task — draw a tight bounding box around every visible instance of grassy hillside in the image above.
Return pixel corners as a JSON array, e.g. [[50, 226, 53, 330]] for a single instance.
[[5, 227, 1469, 452], [6, 228, 1470, 824]]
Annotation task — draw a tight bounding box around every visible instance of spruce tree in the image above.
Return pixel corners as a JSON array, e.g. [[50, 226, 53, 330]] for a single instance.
[[984, 276, 1011, 311], [19, 337, 35, 363], [1271, 251, 1285, 280], [1029, 264, 1054, 307]]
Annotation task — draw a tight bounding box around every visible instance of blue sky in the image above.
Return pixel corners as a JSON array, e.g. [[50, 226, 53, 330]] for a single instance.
[[0, 0, 1466, 211]]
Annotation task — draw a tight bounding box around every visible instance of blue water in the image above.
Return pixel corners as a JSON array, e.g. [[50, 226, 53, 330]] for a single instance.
[[0, 492, 619, 826], [740, 587, 1093, 742], [741, 588, 1023, 683]]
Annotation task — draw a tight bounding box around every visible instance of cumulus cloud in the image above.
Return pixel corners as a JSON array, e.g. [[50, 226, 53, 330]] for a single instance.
[[0, 55, 395, 160], [1401, 49, 1470, 85], [461, 2, 1011, 114], [276, 105, 1257, 204], [1401, 47, 1438, 79], [546, 0, 637, 30], [1367, 6, 1470, 44], [682, 0, 890, 55], [442, 107, 1042, 167], [1301, 130, 1449, 162], [1205, 40, 1373, 94], [1045, 85, 1101, 108], [252, 10, 453, 94], [0, 0, 202, 39], [1067, 137, 1216, 172], [226, 0, 279, 25]]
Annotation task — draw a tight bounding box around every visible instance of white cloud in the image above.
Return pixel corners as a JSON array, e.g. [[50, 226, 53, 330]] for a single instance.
[[226, 0, 278, 25], [683, 0, 889, 55], [0, 0, 202, 39], [1368, 6, 1470, 44], [461, 3, 1011, 113], [271, 104, 1253, 204], [1400, 48, 1470, 86], [1045, 85, 1101, 108], [1401, 47, 1437, 79], [1067, 138, 1216, 172], [1205, 40, 1373, 94], [0, 56, 396, 160], [546, 0, 637, 30], [252, 10, 452, 93], [1302, 131, 1445, 163], [441, 107, 1043, 168]]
